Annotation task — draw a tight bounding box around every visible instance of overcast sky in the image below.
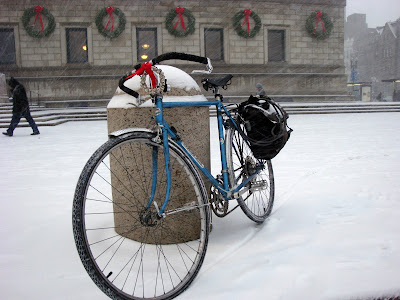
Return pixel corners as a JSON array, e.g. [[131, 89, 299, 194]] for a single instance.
[[346, 0, 400, 28]]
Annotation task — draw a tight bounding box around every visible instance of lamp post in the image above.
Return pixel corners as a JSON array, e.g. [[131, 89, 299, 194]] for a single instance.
[[351, 58, 358, 100], [351, 58, 358, 84]]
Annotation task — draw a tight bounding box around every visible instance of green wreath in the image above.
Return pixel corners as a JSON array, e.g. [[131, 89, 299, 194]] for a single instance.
[[305, 11, 333, 40], [233, 9, 261, 38], [21, 6, 56, 38], [165, 7, 195, 37], [95, 7, 126, 39]]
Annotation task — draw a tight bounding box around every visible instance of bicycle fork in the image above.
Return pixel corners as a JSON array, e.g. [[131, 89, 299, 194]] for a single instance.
[[144, 95, 171, 218]]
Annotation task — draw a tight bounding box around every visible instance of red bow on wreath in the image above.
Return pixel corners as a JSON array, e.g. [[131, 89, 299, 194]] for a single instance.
[[125, 62, 158, 88], [105, 6, 115, 32], [33, 5, 44, 33], [174, 7, 186, 31], [241, 9, 252, 37], [313, 11, 326, 36]]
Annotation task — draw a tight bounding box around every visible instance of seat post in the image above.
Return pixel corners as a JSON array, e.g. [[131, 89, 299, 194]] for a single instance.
[[213, 87, 223, 102]]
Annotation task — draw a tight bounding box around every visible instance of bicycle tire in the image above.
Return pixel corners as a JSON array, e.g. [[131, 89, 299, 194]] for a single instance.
[[72, 132, 210, 300], [226, 121, 275, 223]]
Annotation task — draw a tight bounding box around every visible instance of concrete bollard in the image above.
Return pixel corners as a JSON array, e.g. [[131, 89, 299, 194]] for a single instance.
[[107, 65, 210, 244]]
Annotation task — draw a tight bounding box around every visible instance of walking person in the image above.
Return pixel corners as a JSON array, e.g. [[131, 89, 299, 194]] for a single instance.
[[256, 83, 266, 96], [393, 89, 400, 102], [376, 92, 382, 102], [3, 77, 40, 137]]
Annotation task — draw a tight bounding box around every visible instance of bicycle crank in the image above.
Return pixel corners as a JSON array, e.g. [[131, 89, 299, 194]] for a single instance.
[[209, 176, 229, 217]]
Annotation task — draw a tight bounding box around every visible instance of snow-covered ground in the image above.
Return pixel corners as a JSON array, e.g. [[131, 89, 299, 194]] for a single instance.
[[1, 112, 400, 300]]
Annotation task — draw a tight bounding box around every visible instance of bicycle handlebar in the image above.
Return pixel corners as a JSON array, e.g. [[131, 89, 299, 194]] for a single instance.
[[119, 52, 211, 99], [152, 52, 209, 65]]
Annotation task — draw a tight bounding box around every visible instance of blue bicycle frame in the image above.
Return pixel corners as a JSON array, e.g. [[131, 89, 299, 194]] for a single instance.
[[147, 94, 263, 215]]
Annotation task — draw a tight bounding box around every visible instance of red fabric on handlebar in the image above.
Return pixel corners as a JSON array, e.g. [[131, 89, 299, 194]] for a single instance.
[[119, 52, 209, 99], [125, 61, 157, 88]]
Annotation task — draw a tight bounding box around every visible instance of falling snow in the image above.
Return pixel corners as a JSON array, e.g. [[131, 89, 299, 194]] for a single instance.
[[1, 112, 400, 300]]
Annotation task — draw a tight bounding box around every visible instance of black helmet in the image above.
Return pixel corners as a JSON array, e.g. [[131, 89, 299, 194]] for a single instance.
[[238, 95, 292, 160]]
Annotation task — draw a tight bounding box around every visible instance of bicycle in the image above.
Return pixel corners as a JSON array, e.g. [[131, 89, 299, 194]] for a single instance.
[[72, 52, 275, 300]]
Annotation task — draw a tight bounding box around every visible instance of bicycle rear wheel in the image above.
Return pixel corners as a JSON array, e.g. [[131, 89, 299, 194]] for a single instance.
[[226, 122, 275, 223], [73, 132, 210, 300]]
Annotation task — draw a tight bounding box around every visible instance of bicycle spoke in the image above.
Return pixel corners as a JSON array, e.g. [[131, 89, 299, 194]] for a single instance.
[[73, 134, 209, 299], [226, 121, 275, 223]]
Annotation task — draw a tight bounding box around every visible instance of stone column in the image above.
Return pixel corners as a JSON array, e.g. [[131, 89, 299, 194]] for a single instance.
[[0, 74, 8, 103]]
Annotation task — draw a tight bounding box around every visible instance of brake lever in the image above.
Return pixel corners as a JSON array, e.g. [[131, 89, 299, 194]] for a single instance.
[[191, 70, 211, 74], [191, 58, 213, 74]]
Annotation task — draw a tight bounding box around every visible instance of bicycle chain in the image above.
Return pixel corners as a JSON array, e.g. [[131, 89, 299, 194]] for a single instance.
[[209, 176, 242, 218]]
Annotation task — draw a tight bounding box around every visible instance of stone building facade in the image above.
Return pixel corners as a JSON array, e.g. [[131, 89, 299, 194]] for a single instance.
[[0, 0, 348, 104]]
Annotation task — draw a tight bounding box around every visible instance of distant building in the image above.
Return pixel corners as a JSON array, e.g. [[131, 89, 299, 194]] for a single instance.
[[0, 0, 349, 105], [345, 13, 400, 101]]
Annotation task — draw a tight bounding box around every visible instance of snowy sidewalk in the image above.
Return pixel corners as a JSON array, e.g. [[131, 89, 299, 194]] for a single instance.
[[1, 113, 400, 300]]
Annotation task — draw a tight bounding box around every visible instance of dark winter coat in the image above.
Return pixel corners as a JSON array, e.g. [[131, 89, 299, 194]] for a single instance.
[[8, 77, 29, 114]]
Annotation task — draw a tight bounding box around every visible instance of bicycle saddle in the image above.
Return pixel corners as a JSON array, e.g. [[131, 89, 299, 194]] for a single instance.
[[202, 74, 233, 91]]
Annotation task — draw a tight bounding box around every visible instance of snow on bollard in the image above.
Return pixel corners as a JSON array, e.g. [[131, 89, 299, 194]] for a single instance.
[[107, 65, 210, 244]]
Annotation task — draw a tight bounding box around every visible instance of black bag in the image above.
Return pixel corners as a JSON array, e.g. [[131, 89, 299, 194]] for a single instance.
[[238, 95, 293, 160]]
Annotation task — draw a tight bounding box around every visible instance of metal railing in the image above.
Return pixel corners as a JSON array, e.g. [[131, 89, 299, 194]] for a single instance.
[[29, 90, 41, 106]]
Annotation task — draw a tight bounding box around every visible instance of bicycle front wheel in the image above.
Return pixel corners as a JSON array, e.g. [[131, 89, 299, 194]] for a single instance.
[[72, 132, 210, 300], [226, 122, 275, 223]]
